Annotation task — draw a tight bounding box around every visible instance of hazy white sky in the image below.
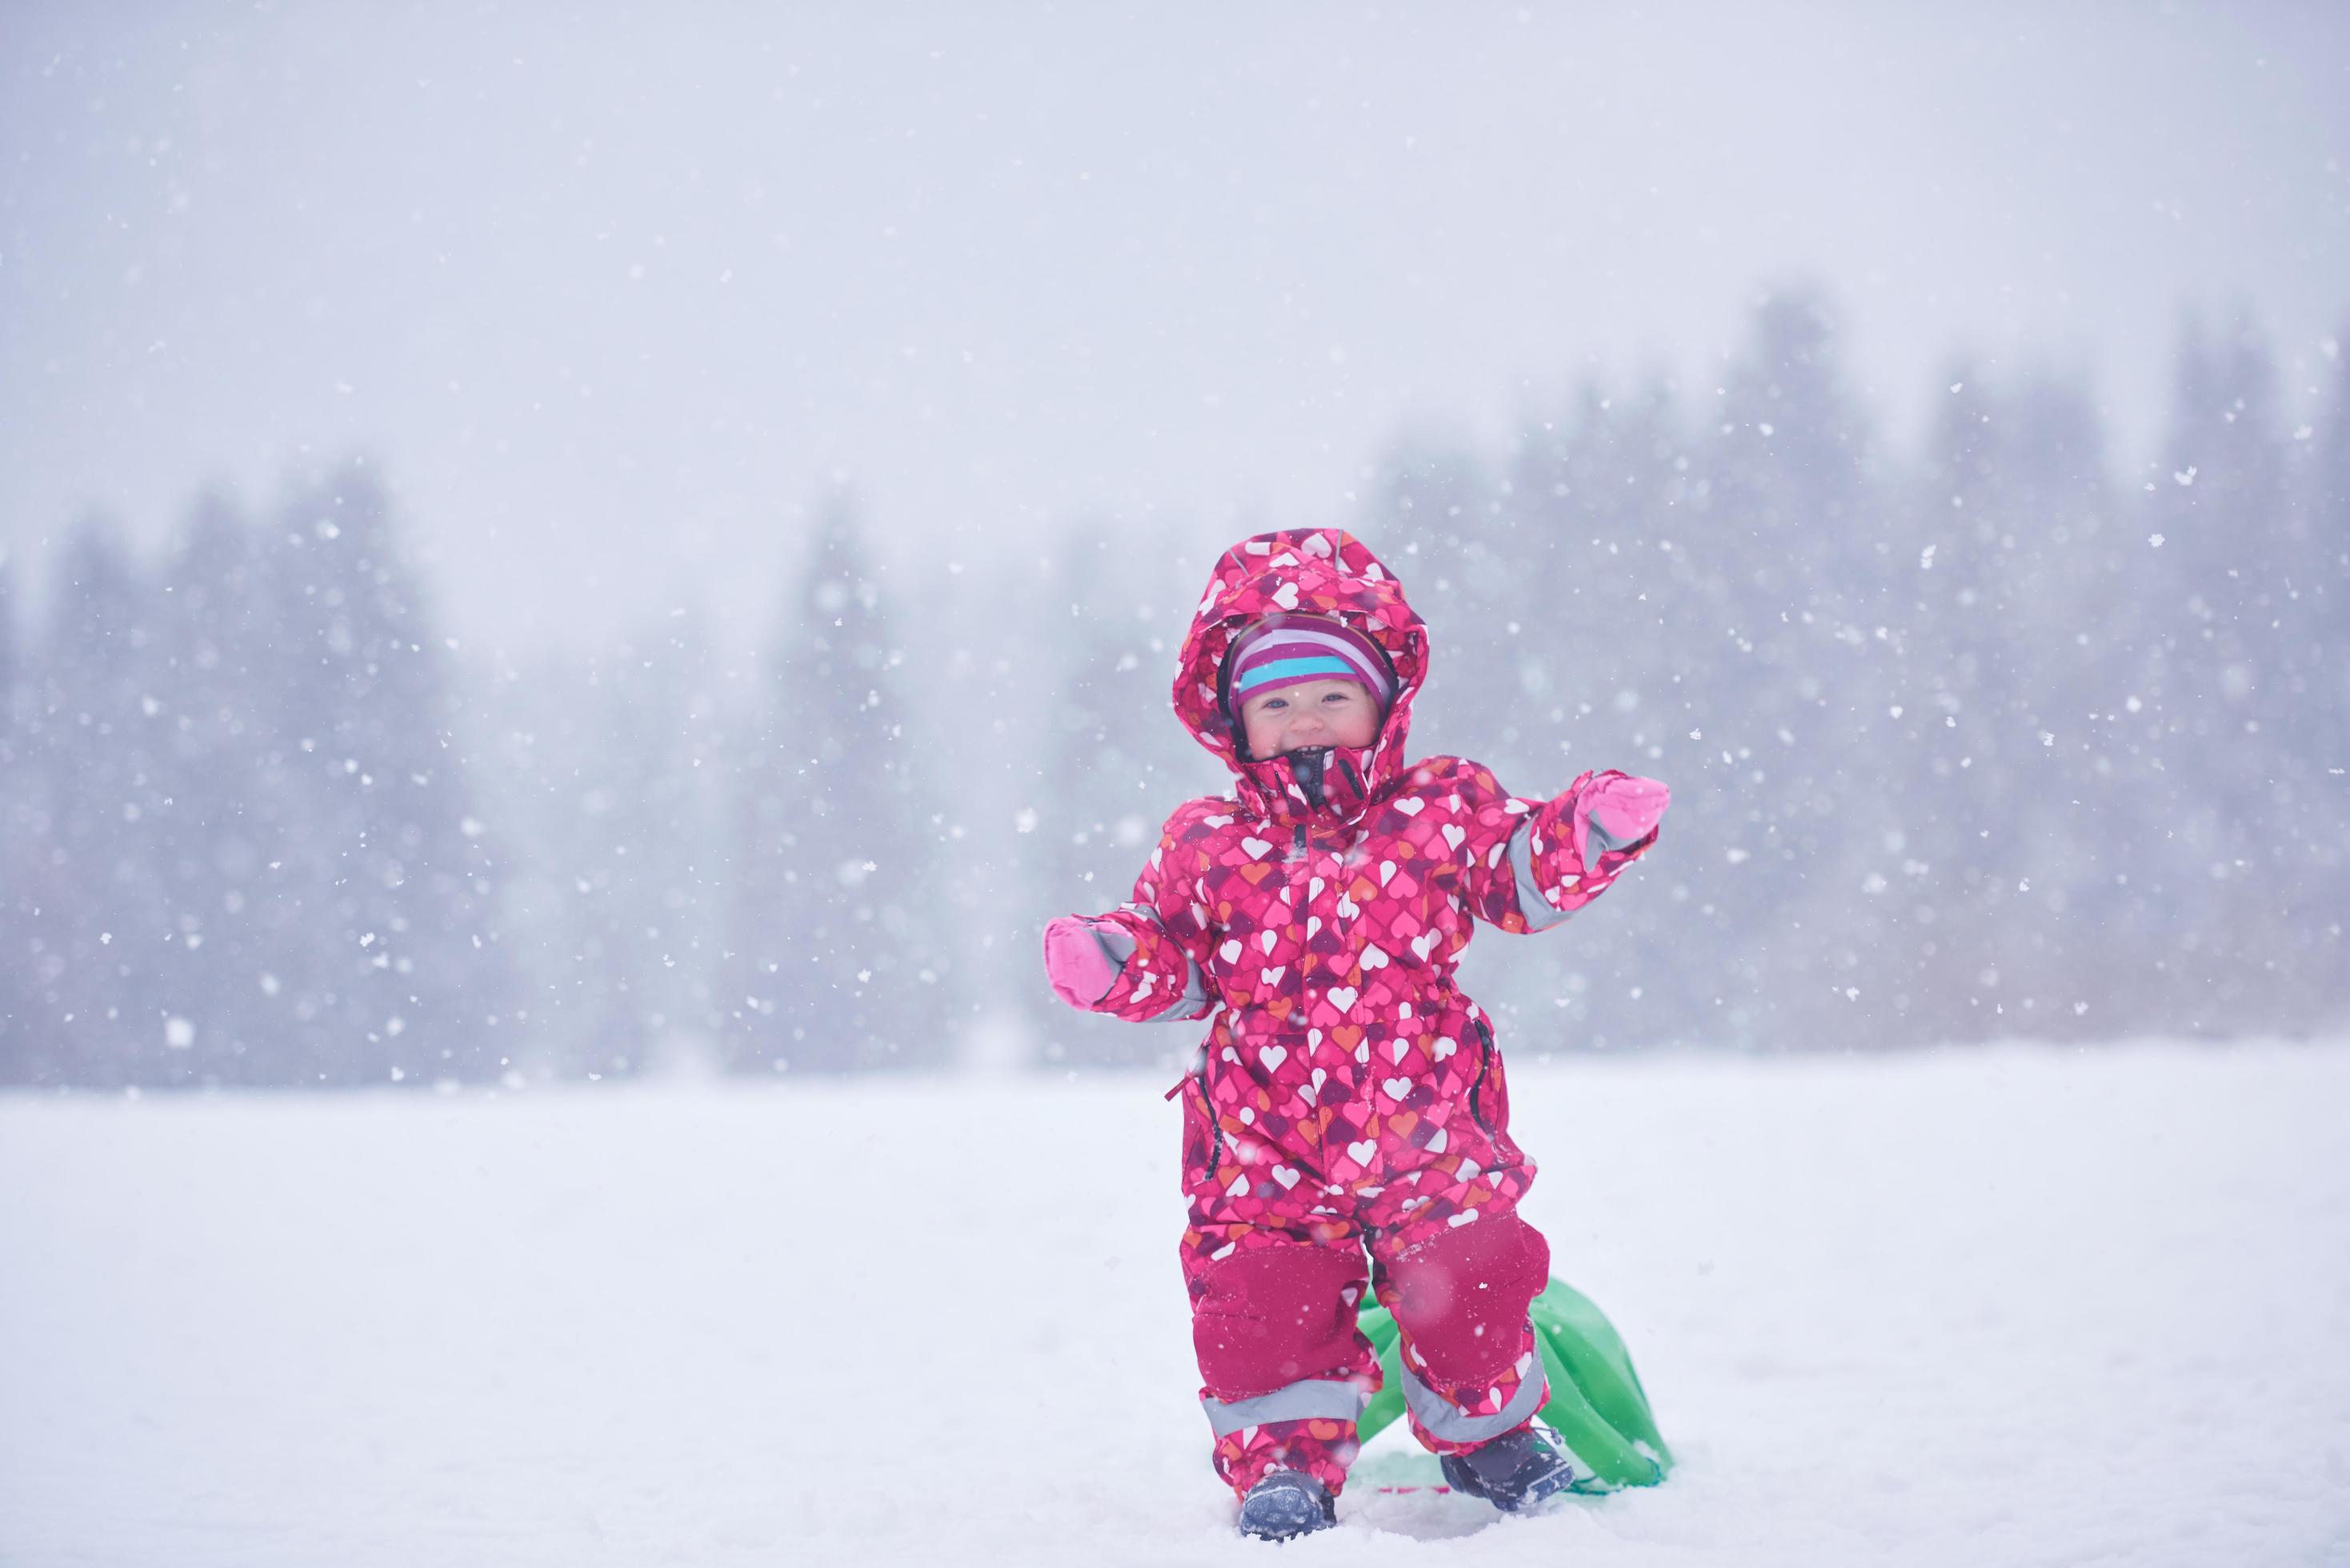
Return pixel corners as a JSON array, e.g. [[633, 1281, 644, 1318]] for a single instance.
[[4, 2, 2345, 653]]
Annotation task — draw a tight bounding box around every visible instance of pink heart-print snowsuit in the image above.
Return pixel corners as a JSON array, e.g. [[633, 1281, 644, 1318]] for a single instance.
[[1051, 529, 1660, 1500]]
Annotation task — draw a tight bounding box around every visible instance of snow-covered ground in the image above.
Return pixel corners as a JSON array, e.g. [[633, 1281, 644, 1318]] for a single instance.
[[5, 1041, 2348, 1567]]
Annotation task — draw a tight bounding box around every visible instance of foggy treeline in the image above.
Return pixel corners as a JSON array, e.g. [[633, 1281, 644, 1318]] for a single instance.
[[2, 290, 2344, 1088]]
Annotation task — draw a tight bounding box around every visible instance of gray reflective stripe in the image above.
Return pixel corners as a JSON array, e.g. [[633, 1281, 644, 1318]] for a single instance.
[[1115, 902, 1215, 1021], [1146, 953, 1212, 1021], [1400, 1354, 1550, 1444], [1507, 818, 1575, 931], [1201, 1378, 1369, 1438], [1583, 814, 1635, 874], [1088, 923, 1136, 966]]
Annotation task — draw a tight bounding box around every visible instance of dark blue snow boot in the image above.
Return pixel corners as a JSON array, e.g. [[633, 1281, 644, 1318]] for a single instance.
[[1439, 1426, 1579, 1513], [1236, 1469, 1337, 1542]]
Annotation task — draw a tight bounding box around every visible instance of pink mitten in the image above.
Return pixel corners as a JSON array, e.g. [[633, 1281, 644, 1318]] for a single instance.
[[1043, 916, 1121, 1008], [1571, 772, 1671, 870]]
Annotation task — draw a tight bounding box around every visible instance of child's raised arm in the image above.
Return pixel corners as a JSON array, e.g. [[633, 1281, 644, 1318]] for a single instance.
[[1448, 764, 1668, 934], [1040, 800, 1223, 1022]]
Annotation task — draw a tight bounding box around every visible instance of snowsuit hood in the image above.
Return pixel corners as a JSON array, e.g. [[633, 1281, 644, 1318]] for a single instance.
[[1175, 530, 1428, 830]]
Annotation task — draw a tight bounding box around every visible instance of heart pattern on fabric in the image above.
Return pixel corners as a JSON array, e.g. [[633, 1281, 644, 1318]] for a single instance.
[[1095, 530, 1657, 1316]]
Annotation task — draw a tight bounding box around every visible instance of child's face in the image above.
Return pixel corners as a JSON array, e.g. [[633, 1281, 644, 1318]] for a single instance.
[[1239, 679, 1382, 758]]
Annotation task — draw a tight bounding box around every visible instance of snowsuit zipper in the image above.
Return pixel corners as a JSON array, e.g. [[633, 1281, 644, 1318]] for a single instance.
[[1287, 749, 1329, 862], [1468, 1018, 1500, 1139], [1290, 748, 1329, 814], [1195, 1058, 1227, 1176]]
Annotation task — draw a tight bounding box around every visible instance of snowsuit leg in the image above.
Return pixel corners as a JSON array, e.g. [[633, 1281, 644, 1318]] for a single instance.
[[1371, 1208, 1553, 1454], [1181, 1234, 1375, 1498], [1177, 1209, 1554, 1494]]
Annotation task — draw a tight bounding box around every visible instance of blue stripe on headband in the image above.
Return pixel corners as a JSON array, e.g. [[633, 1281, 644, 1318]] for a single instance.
[[1233, 654, 1359, 695]]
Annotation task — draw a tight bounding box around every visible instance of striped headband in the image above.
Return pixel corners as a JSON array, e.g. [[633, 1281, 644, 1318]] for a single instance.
[[1225, 614, 1395, 715]]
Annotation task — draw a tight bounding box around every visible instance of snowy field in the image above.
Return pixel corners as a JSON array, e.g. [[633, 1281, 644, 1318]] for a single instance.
[[5, 1041, 2348, 1567]]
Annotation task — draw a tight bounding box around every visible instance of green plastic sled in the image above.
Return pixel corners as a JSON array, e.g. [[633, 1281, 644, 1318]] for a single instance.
[[1355, 1276, 1673, 1493]]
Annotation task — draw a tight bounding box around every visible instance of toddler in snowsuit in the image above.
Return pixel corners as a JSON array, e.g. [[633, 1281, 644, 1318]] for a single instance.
[[1041, 530, 1667, 1539]]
